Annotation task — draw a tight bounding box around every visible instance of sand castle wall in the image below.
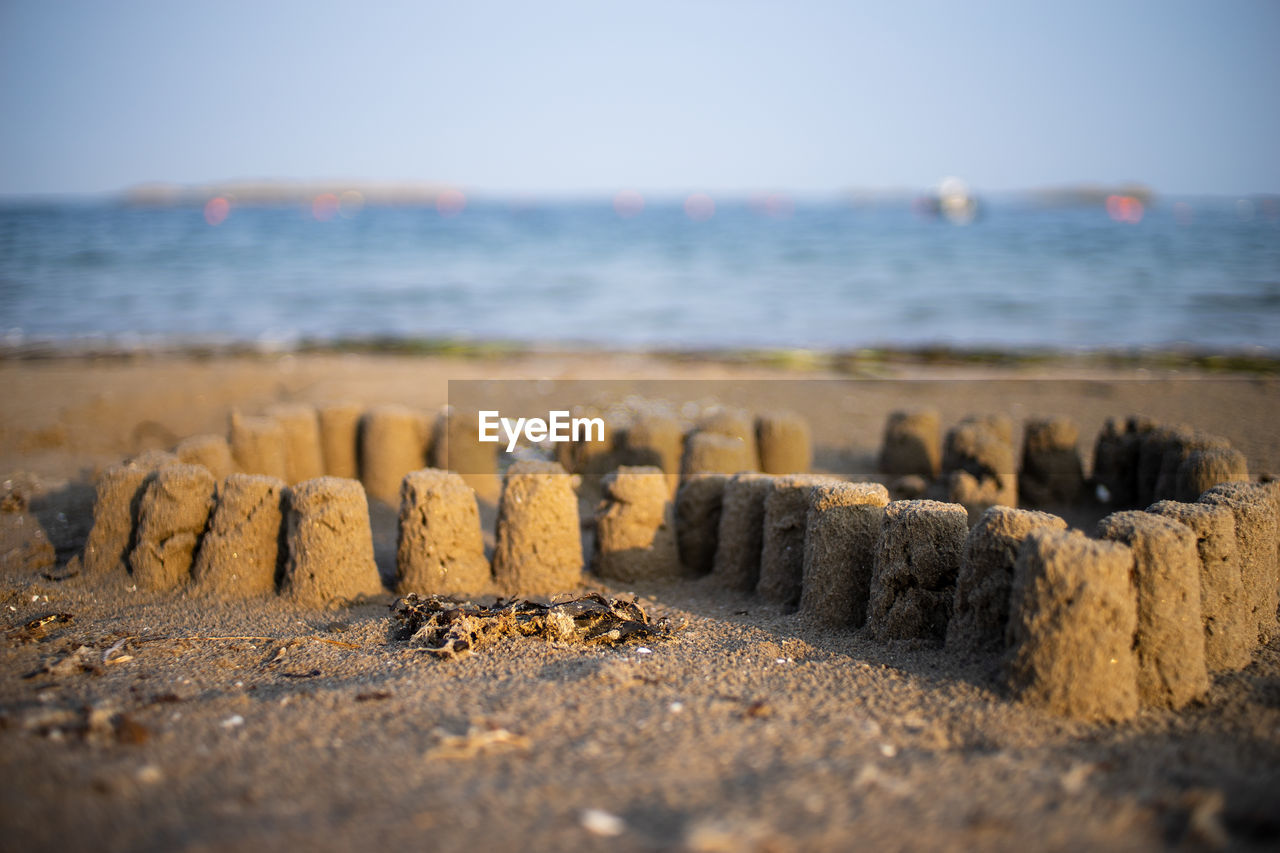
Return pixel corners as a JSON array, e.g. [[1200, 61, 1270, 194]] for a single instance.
[[317, 402, 363, 479], [675, 473, 728, 576], [1005, 529, 1139, 722], [1096, 511, 1208, 709], [710, 472, 773, 592], [797, 481, 890, 628], [1147, 500, 1252, 671], [360, 405, 429, 506], [491, 460, 583, 596], [866, 500, 969, 644], [756, 410, 812, 475], [593, 466, 679, 583], [878, 410, 941, 479], [396, 468, 490, 597], [947, 506, 1067, 655], [130, 463, 217, 592], [281, 477, 383, 607], [192, 473, 286, 598]]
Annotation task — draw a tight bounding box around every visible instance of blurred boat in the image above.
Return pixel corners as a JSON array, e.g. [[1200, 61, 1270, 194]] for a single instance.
[[915, 177, 981, 225]]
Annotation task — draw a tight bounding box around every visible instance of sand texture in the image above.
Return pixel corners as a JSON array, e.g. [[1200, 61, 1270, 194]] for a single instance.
[[395, 469, 490, 597], [866, 500, 969, 644], [128, 463, 217, 592], [947, 506, 1068, 655], [797, 481, 890, 627], [1096, 511, 1209, 709], [2, 353, 1279, 853], [491, 460, 583, 596], [281, 477, 383, 607], [709, 472, 773, 592], [191, 473, 286, 598], [593, 466, 679, 583], [1006, 529, 1140, 722]]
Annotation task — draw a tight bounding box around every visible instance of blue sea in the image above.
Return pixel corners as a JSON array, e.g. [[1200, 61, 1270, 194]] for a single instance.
[[1, 196, 1277, 353]]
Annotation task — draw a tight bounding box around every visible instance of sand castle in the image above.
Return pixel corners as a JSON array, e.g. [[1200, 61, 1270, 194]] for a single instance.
[[593, 466, 679, 583], [675, 473, 728, 575], [797, 481, 889, 628], [192, 473, 286, 598], [757, 474, 838, 607], [491, 460, 583, 596], [71, 399, 1280, 725], [756, 410, 812, 475], [282, 477, 383, 607], [866, 500, 970, 643], [1005, 530, 1141, 722], [396, 469, 490, 597], [947, 506, 1068, 654], [710, 472, 774, 592]]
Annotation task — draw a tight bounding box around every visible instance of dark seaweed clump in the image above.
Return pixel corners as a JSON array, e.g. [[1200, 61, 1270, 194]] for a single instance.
[[391, 593, 674, 659]]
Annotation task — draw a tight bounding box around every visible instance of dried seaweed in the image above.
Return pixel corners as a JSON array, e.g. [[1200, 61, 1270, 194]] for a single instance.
[[391, 592, 674, 659], [5, 612, 73, 643]]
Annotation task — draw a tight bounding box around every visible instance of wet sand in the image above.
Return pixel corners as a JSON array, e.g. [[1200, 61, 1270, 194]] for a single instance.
[[1, 351, 1278, 852]]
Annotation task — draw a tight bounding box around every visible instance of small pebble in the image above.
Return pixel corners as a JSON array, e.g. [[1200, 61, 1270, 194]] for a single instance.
[[580, 808, 626, 837]]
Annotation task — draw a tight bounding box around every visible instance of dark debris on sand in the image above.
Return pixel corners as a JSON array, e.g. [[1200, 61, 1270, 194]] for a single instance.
[[391, 592, 675, 659]]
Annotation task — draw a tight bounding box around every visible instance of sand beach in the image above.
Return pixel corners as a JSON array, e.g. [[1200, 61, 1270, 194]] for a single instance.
[[2, 349, 1278, 852]]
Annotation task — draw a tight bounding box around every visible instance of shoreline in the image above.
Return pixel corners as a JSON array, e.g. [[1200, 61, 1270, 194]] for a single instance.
[[3, 337, 1279, 375]]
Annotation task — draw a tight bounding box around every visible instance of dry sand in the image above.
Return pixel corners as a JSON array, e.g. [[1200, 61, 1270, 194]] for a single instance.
[[1, 351, 1279, 852]]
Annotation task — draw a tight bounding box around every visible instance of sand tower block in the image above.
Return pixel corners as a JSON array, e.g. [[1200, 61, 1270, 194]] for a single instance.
[[757, 474, 838, 608], [1134, 424, 1179, 507], [192, 473, 286, 598], [1005, 529, 1139, 722], [798, 481, 891, 628], [963, 413, 1015, 447], [711, 472, 774, 592], [866, 500, 969, 644], [1176, 448, 1248, 504], [83, 464, 152, 576], [681, 432, 754, 481], [593, 466, 679, 583], [1155, 430, 1233, 503], [551, 406, 619, 476], [175, 434, 236, 481], [756, 411, 812, 475], [676, 473, 729, 576], [129, 449, 180, 470], [619, 412, 683, 496], [317, 402, 363, 479], [282, 477, 383, 607], [1096, 511, 1208, 709], [266, 404, 325, 485], [1148, 500, 1252, 672], [697, 407, 759, 469], [1095, 415, 1159, 508], [430, 408, 500, 503], [943, 421, 1017, 508], [946, 506, 1068, 655], [129, 463, 217, 592], [1200, 482, 1278, 644], [396, 468, 490, 597], [230, 413, 288, 480], [492, 460, 583, 597], [360, 405, 429, 506], [1019, 417, 1085, 506], [878, 410, 941, 479], [1263, 479, 1280, 595]]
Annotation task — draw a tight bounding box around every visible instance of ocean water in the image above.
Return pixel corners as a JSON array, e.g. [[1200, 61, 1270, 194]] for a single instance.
[[0, 197, 1277, 352]]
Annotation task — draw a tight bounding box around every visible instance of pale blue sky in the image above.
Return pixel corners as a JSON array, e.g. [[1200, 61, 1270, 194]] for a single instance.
[[1, 0, 1277, 196]]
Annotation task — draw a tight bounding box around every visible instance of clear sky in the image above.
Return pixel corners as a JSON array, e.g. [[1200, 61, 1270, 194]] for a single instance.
[[1, 0, 1277, 197]]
